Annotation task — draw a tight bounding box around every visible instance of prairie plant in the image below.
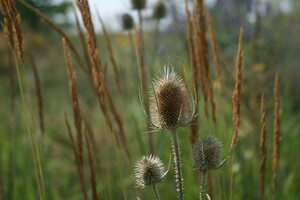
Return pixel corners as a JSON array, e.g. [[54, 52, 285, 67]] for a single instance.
[[147, 67, 196, 200], [135, 155, 166, 200], [192, 136, 227, 200]]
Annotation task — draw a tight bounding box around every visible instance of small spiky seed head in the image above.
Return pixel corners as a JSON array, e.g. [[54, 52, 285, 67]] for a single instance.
[[192, 136, 222, 171], [150, 67, 191, 129], [153, 1, 167, 20], [131, 0, 146, 10], [121, 13, 134, 30], [134, 155, 165, 187]]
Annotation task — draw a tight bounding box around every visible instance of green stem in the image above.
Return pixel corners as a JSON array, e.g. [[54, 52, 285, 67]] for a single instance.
[[170, 129, 184, 200], [152, 184, 161, 200], [200, 170, 207, 200]]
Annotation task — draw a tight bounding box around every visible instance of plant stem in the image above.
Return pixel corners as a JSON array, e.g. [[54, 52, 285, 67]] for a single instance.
[[200, 170, 207, 200], [170, 129, 184, 200], [152, 184, 161, 200]]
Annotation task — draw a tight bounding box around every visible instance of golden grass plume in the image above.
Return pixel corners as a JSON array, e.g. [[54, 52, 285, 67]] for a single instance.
[[272, 73, 281, 194], [231, 28, 243, 149], [260, 94, 267, 200]]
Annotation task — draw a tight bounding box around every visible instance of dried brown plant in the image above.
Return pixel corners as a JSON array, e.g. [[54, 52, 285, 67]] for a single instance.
[[20, 0, 87, 74], [1, 17, 15, 49], [65, 114, 88, 200], [231, 28, 243, 149], [192, 13, 209, 119], [133, 24, 154, 152], [0, 0, 24, 60], [195, 0, 216, 123], [185, 0, 198, 145], [83, 115, 102, 175], [29, 52, 44, 135], [63, 38, 85, 177], [84, 131, 99, 200], [76, 0, 130, 159], [97, 12, 122, 93], [272, 73, 281, 194], [150, 68, 191, 129], [260, 94, 267, 200], [205, 7, 222, 93]]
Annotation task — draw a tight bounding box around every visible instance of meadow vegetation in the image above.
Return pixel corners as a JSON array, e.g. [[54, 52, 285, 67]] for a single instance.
[[0, 0, 299, 199]]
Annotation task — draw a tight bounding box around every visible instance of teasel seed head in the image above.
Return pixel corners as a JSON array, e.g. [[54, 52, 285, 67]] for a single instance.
[[135, 155, 165, 188], [153, 1, 167, 20], [150, 67, 192, 129], [192, 136, 222, 171], [131, 0, 146, 10], [121, 13, 134, 31]]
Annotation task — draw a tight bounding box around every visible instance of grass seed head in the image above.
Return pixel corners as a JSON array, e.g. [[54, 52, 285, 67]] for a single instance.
[[122, 13, 134, 30], [192, 136, 222, 171], [150, 67, 192, 129], [134, 155, 165, 187], [153, 1, 167, 20], [131, 0, 146, 10]]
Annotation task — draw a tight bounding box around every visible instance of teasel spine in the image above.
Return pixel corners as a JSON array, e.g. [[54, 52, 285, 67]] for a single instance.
[[171, 129, 184, 200]]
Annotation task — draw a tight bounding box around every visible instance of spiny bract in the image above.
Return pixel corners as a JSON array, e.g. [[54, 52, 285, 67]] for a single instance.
[[192, 136, 222, 171], [134, 155, 165, 187], [150, 67, 191, 129]]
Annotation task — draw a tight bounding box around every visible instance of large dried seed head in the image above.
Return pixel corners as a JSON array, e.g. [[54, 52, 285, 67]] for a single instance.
[[153, 1, 167, 20], [121, 13, 134, 30], [192, 136, 222, 171], [131, 0, 146, 10], [150, 67, 191, 129], [134, 155, 165, 187]]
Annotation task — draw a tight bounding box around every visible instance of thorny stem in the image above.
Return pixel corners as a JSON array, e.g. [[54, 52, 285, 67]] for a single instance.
[[152, 184, 161, 200], [200, 170, 207, 200], [170, 129, 184, 200]]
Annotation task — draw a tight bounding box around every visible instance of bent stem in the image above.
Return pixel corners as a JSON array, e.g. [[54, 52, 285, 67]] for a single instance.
[[152, 184, 161, 200], [170, 129, 184, 200], [200, 170, 207, 200]]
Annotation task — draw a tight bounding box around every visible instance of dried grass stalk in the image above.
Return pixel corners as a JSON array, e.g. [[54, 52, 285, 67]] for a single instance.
[[63, 38, 84, 168], [83, 115, 102, 175], [195, 0, 216, 123], [84, 130, 99, 200], [134, 24, 154, 153], [20, 0, 87, 74], [231, 28, 243, 149], [272, 73, 280, 193], [65, 114, 88, 200], [185, 0, 198, 145], [1, 17, 15, 49], [29, 52, 44, 135], [205, 7, 222, 92], [8, 50, 16, 116], [192, 13, 209, 119], [76, 0, 131, 159], [0, 0, 24, 60], [134, 25, 148, 115], [260, 94, 267, 200], [97, 12, 122, 93]]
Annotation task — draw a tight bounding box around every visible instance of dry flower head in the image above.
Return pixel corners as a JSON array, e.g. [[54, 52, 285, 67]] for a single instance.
[[192, 136, 222, 171], [134, 155, 165, 187], [150, 67, 194, 129]]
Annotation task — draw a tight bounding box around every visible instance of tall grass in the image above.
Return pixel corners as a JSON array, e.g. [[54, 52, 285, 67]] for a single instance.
[[0, 0, 291, 199]]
